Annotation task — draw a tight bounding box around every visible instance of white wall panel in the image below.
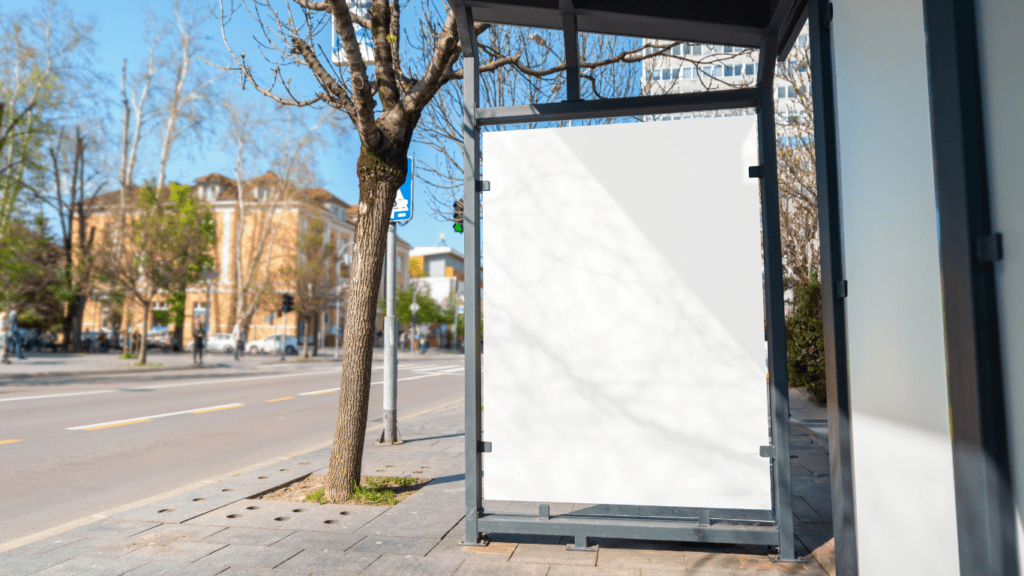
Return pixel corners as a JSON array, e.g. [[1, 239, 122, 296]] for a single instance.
[[831, 0, 960, 573], [482, 117, 771, 509], [976, 0, 1024, 569]]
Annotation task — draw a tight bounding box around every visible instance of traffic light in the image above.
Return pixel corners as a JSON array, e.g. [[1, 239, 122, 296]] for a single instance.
[[281, 293, 294, 313], [453, 199, 464, 233]]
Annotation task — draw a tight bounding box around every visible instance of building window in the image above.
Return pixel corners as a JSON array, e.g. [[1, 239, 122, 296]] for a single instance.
[[668, 68, 679, 79], [690, 44, 703, 55], [700, 65, 714, 78], [745, 63, 757, 76], [713, 65, 723, 78], [724, 64, 741, 77], [682, 67, 693, 79], [671, 45, 680, 56], [652, 69, 660, 81]]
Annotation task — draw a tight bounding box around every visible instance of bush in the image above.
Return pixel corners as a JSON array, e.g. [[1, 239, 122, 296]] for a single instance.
[[786, 272, 826, 404]]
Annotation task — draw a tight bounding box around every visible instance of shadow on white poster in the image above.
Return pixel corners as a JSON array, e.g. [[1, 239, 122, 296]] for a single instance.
[[482, 117, 772, 510]]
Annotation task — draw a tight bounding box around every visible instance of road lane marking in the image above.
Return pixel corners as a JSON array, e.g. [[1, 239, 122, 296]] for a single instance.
[[266, 397, 294, 402], [300, 389, 337, 396], [0, 369, 343, 403], [0, 439, 21, 445], [297, 371, 453, 397], [68, 403, 248, 430], [191, 404, 244, 414], [83, 419, 153, 431]]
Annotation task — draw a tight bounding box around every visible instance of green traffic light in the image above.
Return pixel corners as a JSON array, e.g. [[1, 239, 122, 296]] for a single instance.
[[454, 222, 464, 233]]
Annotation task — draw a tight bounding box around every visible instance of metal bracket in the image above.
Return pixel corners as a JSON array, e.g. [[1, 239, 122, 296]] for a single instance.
[[566, 535, 598, 552], [539, 504, 550, 520], [749, 165, 764, 179], [760, 445, 776, 458], [476, 180, 490, 192], [820, 2, 834, 29], [457, 538, 489, 547], [976, 233, 1003, 263], [697, 509, 711, 526], [478, 441, 492, 453], [834, 279, 848, 299]]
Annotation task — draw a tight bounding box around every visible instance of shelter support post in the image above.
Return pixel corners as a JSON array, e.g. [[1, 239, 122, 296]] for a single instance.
[[755, 32, 795, 562], [808, 0, 858, 573], [922, 0, 1019, 573], [455, 2, 486, 547]]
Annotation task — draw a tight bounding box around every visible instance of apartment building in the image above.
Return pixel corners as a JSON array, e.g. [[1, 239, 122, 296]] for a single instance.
[[80, 172, 411, 346]]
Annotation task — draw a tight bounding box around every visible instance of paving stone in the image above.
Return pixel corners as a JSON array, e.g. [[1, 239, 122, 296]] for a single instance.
[[127, 525, 227, 546], [199, 528, 294, 547], [345, 536, 439, 556], [5, 535, 85, 555], [49, 538, 143, 559], [595, 547, 686, 570], [510, 544, 596, 567], [547, 567, 640, 576], [112, 496, 241, 525], [359, 554, 463, 576], [123, 562, 228, 576], [355, 505, 464, 539], [123, 541, 227, 564], [216, 569, 312, 576], [275, 550, 380, 574], [187, 501, 384, 535], [638, 570, 687, 576], [62, 521, 159, 541], [268, 533, 365, 552], [771, 558, 830, 575], [683, 551, 775, 574], [0, 553, 73, 576], [193, 545, 303, 569], [453, 561, 552, 576], [31, 557, 149, 576]]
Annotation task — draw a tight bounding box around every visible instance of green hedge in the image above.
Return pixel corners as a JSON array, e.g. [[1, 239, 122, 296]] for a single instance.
[[786, 273, 826, 404]]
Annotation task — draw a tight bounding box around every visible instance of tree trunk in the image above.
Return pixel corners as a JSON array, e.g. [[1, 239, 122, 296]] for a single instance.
[[302, 316, 310, 359], [324, 149, 405, 502], [139, 300, 150, 365]]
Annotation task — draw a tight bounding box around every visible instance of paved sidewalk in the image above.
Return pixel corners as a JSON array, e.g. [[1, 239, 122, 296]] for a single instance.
[[1, 401, 833, 576]]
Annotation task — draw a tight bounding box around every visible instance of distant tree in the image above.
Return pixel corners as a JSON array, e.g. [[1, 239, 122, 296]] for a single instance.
[[95, 184, 216, 364], [0, 218, 63, 331], [380, 283, 443, 327], [283, 219, 338, 358], [785, 270, 825, 403]]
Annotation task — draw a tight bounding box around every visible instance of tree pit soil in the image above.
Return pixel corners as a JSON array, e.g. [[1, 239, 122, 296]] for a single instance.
[[254, 473, 429, 506]]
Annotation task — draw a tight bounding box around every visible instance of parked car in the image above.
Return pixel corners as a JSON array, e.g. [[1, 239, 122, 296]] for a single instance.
[[185, 333, 234, 353], [247, 335, 298, 355], [144, 326, 181, 351]]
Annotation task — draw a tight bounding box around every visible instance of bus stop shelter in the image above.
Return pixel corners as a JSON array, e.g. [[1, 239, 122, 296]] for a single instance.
[[451, 1, 1023, 575]]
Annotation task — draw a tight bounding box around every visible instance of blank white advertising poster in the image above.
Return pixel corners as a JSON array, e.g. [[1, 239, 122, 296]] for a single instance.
[[483, 117, 771, 510]]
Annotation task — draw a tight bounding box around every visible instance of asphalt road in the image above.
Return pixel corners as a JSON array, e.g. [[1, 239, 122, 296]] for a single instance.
[[0, 355, 466, 545]]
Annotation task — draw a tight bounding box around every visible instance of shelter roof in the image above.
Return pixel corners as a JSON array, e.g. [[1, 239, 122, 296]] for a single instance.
[[457, 0, 808, 53]]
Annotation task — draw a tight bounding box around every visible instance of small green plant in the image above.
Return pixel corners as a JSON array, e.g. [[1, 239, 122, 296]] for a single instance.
[[305, 487, 327, 504], [133, 362, 163, 367], [350, 481, 398, 506], [298, 462, 310, 465], [120, 353, 138, 360]]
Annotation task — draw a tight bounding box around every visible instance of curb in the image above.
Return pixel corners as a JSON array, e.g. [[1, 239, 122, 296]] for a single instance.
[[0, 363, 234, 381]]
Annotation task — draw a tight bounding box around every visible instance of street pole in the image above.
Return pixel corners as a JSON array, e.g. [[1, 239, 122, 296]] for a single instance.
[[379, 222, 401, 444]]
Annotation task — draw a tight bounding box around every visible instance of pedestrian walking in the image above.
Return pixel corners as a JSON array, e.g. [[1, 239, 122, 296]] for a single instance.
[[8, 308, 23, 360], [0, 311, 9, 364], [231, 322, 244, 361], [192, 320, 206, 365]]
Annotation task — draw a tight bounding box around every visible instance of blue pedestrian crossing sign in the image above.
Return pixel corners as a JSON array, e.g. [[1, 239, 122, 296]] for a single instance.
[[390, 157, 414, 222]]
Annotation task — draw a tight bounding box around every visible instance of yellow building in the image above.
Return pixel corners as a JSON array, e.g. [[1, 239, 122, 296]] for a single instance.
[[80, 172, 411, 348]]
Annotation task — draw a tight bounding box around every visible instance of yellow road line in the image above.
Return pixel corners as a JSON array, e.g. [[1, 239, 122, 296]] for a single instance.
[[0, 439, 22, 445], [191, 404, 244, 414], [266, 397, 294, 403], [84, 419, 153, 431]]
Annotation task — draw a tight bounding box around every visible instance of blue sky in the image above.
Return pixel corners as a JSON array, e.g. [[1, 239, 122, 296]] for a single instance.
[[5, 0, 462, 253]]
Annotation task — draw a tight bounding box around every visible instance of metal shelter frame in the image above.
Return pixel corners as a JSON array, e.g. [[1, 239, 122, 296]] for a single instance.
[[451, 0, 805, 560]]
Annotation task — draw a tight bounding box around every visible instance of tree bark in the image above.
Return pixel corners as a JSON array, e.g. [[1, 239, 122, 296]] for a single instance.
[[139, 300, 150, 365], [325, 147, 405, 502]]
